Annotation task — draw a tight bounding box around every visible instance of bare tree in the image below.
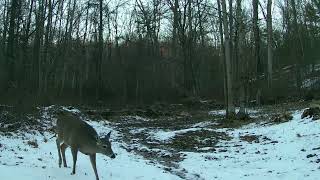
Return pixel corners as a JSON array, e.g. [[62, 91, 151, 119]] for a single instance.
[[6, 0, 20, 88], [33, 0, 46, 95], [43, 0, 54, 93], [291, 0, 303, 95], [97, 0, 104, 100], [217, 0, 227, 110], [235, 0, 247, 116], [2, 0, 9, 50], [221, 0, 235, 117], [165, 0, 179, 57], [0, 0, 318, 106], [267, 0, 273, 88], [252, 0, 261, 105]]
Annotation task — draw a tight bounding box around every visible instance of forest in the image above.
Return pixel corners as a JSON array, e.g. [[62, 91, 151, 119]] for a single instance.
[[0, 0, 319, 110], [1, 1, 320, 180]]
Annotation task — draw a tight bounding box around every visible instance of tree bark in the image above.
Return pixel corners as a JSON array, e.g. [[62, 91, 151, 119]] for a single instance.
[[236, 0, 246, 115], [221, 0, 235, 117], [2, 0, 9, 50], [6, 0, 20, 86], [7, 0, 18, 58], [33, 0, 45, 95], [253, 0, 261, 105], [217, 0, 228, 113], [291, 0, 303, 95], [43, 0, 53, 93], [172, 0, 179, 57], [267, 0, 273, 88], [97, 0, 104, 100]]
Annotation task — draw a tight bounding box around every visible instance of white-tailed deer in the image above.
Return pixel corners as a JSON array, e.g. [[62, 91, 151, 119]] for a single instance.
[[55, 111, 116, 180]]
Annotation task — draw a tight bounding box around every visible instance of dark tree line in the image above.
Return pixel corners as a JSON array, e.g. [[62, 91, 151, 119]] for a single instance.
[[0, 0, 319, 110]]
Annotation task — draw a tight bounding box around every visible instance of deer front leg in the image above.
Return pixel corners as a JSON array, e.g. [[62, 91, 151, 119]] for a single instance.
[[89, 154, 99, 180], [56, 139, 62, 168], [60, 143, 68, 167], [71, 147, 78, 175]]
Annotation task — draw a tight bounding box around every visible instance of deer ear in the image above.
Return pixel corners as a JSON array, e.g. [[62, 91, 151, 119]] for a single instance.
[[104, 131, 111, 140]]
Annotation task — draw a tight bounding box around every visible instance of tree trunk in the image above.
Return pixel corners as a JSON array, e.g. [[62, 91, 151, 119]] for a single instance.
[[187, 0, 197, 96], [236, 0, 246, 115], [7, 0, 18, 58], [43, 0, 53, 93], [60, 63, 67, 95], [83, 2, 90, 43], [267, 0, 273, 88], [291, 0, 303, 95], [6, 0, 19, 87], [22, 0, 34, 83], [96, 0, 104, 100], [33, 0, 45, 95], [217, 0, 227, 112], [221, 0, 235, 117], [253, 0, 261, 105], [172, 0, 178, 57], [228, 0, 234, 76], [2, 0, 9, 51]]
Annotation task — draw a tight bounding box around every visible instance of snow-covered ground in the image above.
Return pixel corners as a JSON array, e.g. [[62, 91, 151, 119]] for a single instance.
[[0, 107, 180, 180], [209, 108, 260, 116], [0, 126, 179, 180], [1, 107, 320, 180], [180, 110, 320, 180]]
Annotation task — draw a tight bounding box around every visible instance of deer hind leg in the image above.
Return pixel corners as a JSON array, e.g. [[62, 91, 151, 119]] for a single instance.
[[71, 147, 78, 175], [89, 154, 99, 180], [56, 138, 62, 168], [60, 143, 68, 167]]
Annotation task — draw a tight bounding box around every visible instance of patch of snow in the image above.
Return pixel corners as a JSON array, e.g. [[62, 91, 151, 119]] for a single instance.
[[43, 105, 55, 111], [179, 110, 320, 180], [0, 107, 181, 180], [196, 147, 215, 151], [61, 106, 81, 114], [129, 128, 147, 135], [313, 64, 320, 72], [191, 121, 218, 128], [0, 123, 180, 180], [0, 135, 180, 180], [208, 108, 260, 116], [302, 77, 320, 89], [208, 109, 226, 116], [123, 115, 150, 122], [150, 130, 177, 142]]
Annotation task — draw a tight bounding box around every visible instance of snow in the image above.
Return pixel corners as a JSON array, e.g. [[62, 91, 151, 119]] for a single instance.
[[123, 115, 150, 122], [208, 108, 260, 116], [180, 110, 320, 180], [302, 77, 320, 89], [61, 106, 81, 114], [149, 130, 177, 142], [0, 137, 179, 180], [129, 128, 147, 135], [191, 121, 218, 128], [0, 108, 180, 180], [1, 107, 320, 180]]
